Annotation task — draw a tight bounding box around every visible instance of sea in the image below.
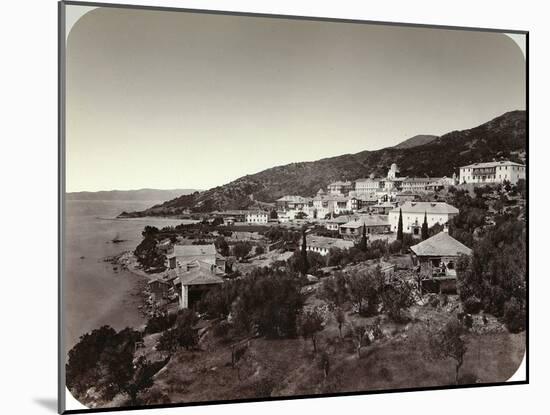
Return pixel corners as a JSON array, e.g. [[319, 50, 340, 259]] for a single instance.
[[64, 200, 192, 353]]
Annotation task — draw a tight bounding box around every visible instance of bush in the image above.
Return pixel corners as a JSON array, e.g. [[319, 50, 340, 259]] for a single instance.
[[213, 320, 230, 338], [145, 313, 177, 334], [156, 310, 199, 353], [462, 296, 482, 314], [503, 298, 526, 333]]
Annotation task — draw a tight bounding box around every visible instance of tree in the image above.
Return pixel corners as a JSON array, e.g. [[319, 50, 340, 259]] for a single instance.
[[295, 211, 308, 219], [124, 357, 156, 405], [348, 268, 384, 316], [156, 328, 180, 354], [359, 223, 368, 252], [349, 321, 370, 358], [456, 217, 526, 319], [233, 241, 252, 261], [66, 326, 143, 402], [255, 245, 265, 256], [397, 208, 404, 241], [299, 308, 325, 353], [270, 209, 278, 219], [300, 229, 309, 276], [142, 226, 160, 238], [157, 309, 199, 353], [321, 272, 348, 306], [134, 237, 166, 272], [516, 178, 526, 199], [334, 307, 346, 339], [421, 211, 429, 240], [427, 317, 468, 385], [214, 236, 230, 257], [381, 279, 414, 322], [175, 309, 199, 350]]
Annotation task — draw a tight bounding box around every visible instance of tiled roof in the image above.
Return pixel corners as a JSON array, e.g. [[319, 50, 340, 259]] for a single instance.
[[373, 202, 396, 208], [167, 244, 219, 264], [355, 177, 382, 183], [277, 195, 311, 203], [306, 235, 354, 250], [328, 181, 353, 186], [175, 260, 225, 286], [410, 232, 472, 257], [326, 215, 354, 224], [341, 215, 389, 229], [402, 177, 441, 183], [353, 194, 378, 201], [390, 201, 458, 215]]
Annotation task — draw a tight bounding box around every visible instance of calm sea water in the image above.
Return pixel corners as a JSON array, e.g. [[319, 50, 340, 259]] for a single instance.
[[64, 200, 190, 352]]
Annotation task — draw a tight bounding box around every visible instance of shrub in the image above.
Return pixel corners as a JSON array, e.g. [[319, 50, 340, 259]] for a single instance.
[[503, 298, 526, 333], [145, 313, 177, 334], [463, 296, 482, 314], [213, 320, 230, 338]]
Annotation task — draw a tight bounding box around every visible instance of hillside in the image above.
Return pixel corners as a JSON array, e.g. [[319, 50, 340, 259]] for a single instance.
[[67, 188, 199, 201], [393, 134, 438, 149], [121, 110, 526, 216]]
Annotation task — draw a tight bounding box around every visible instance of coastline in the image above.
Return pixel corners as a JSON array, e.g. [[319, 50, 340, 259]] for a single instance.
[[105, 251, 167, 320]]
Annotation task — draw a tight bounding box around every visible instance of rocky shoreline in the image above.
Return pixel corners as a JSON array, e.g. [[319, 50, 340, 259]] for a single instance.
[[105, 251, 167, 320]]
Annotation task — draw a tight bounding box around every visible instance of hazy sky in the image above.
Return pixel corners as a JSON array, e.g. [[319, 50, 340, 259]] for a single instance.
[[65, 5, 526, 192]]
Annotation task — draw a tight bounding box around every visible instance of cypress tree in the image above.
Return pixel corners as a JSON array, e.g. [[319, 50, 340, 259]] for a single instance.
[[300, 228, 309, 276], [359, 223, 368, 252], [421, 211, 429, 240], [397, 208, 404, 241]]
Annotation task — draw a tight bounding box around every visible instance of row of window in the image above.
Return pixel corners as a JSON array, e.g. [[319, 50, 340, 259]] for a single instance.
[[462, 165, 524, 172]]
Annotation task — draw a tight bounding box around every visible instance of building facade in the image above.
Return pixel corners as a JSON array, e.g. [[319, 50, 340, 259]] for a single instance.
[[327, 181, 353, 195], [388, 201, 459, 236], [245, 211, 269, 224], [305, 235, 354, 256], [339, 215, 391, 237], [459, 161, 526, 185]]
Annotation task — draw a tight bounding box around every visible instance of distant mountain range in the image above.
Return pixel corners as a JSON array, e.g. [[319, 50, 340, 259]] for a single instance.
[[392, 134, 439, 149], [120, 110, 526, 217], [67, 188, 199, 201]]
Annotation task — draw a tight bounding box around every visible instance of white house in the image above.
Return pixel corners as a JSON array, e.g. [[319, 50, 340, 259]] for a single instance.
[[388, 201, 459, 236], [245, 211, 269, 224], [339, 215, 391, 237], [165, 244, 226, 271], [306, 235, 354, 256], [325, 215, 353, 231], [459, 160, 526, 185]]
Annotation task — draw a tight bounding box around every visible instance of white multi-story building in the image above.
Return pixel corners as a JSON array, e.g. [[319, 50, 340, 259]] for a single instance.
[[245, 211, 269, 224], [459, 161, 526, 185], [388, 201, 459, 237], [276, 195, 312, 210], [327, 181, 353, 195]]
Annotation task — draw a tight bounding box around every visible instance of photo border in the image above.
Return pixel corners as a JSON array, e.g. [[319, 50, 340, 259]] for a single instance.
[[58, 1, 529, 413]]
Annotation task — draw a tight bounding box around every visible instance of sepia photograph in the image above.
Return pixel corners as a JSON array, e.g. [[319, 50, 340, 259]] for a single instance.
[[59, 1, 527, 412]]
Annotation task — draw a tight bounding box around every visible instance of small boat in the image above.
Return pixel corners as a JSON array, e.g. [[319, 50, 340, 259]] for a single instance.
[[111, 233, 126, 244]]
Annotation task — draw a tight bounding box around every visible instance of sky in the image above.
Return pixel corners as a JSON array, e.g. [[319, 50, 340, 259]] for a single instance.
[[65, 5, 526, 192]]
